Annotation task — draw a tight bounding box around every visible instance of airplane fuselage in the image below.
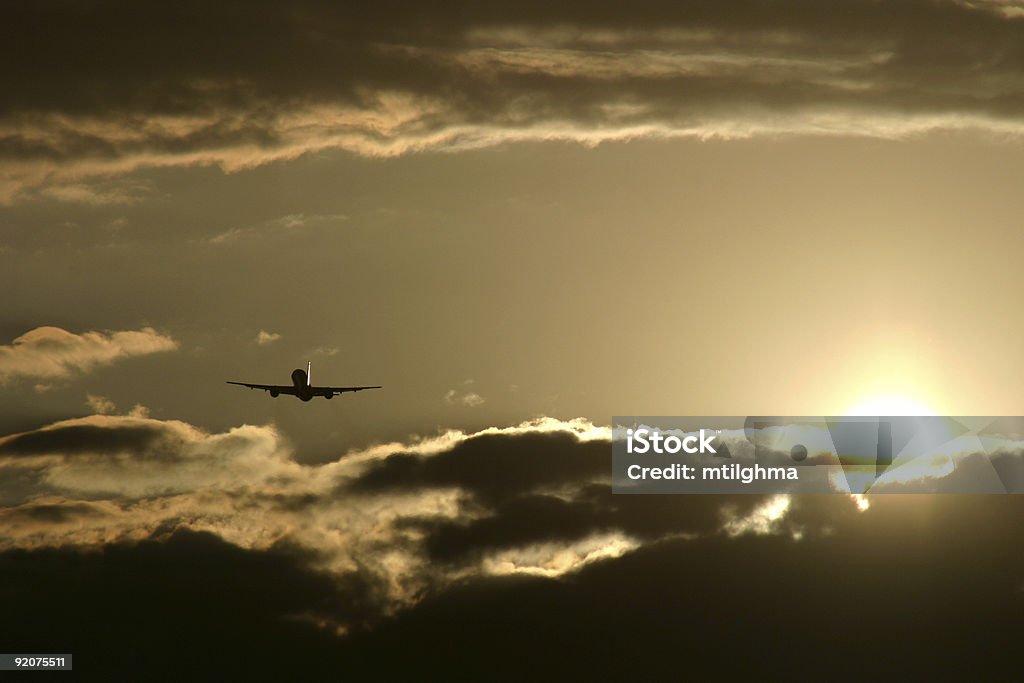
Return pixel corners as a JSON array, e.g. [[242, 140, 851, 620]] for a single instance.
[[227, 362, 379, 400], [286, 368, 317, 401], [285, 368, 339, 400]]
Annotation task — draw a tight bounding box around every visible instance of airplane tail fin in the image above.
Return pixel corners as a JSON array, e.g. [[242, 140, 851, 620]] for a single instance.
[[307, 361, 311, 386]]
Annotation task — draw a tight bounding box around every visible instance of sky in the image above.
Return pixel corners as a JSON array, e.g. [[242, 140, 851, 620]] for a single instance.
[[3, 1, 1024, 678]]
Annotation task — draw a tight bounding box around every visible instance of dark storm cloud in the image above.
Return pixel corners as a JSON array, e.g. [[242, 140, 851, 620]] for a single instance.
[[5, 1, 1024, 200]]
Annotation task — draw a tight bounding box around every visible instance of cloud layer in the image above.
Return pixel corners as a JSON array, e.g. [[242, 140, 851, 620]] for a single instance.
[[4, 410, 1024, 676], [5, 1, 1024, 201], [2, 412, 1023, 677], [0, 413, 807, 608]]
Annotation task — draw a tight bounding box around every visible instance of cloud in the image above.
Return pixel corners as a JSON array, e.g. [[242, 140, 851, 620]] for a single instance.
[[721, 494, 793, 537], [332, 500, 1024, 680], [0, 410, 841, 611], [7, 1, 1024, 201], [4, 498, 1024, 678], [0, 326, 178, 383], [127, 404, 151, 419], [444, 388, 486, 407], [4, 409, 1024, 676], [0, 421, 174, 458], [0, 414, 302, 502], [255, 330, 282, 345], [445, 380, 485, 407], [0, 529, 388, 678], [85, 394, 115, 415], [0, 414, 673, 584], [0, 498, 114, 526], [210, 213, 348, 245], [346, 429, 607, 505]]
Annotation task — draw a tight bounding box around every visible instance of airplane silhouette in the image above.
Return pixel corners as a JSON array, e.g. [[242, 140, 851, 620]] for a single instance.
[[227, 362, 381, 401]]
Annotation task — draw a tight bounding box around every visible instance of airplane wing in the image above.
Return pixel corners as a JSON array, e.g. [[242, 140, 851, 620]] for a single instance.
[[226, 381, 298, 395], [312, 385, 382, 396]]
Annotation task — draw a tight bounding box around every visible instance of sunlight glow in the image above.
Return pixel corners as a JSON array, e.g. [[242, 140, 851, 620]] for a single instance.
[[723, 495, 792, 537], [845, 394, 937, 416]]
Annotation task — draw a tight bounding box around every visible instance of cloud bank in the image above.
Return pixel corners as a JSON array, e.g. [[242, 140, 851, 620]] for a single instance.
[[5, 1, 1024, 201], [4, 403, 1024, 679], [2, 412, 1023, 677], [0, 413, 813, 604]]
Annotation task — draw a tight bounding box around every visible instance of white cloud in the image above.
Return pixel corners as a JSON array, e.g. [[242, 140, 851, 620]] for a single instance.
[[12, 101, 1024, 205], [461, 392, 486, 407], [209, 213, 348, 245], [0, 326, 178, 384], [85, 394, 116, 415], [255, 330, 282, 346], [127, 404, 150, 419], [722, 495, 793, 537], [445, 388, 486, 407], [445, 380, 486, 407]]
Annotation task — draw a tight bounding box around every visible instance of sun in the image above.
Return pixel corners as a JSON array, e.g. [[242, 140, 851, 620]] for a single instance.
[[845, 394, 937, 416]]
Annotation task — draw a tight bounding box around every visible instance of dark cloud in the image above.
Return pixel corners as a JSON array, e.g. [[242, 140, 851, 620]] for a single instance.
[[403, 485, 770, 564], [0, 414, 296, 504], [3, 498, 1023, 680], [405, 493, 610, 562], [0, 529, 387, 679], [990, 450, 1024, 492], [0, 499, 110, 524], [0, 423, 171, 457], [346, 501, 1024, 680], [347, 430, 609, 505], [5, 1, 1024, 200], [980, 416, 1024, 440], [5, 414, 1024, 677]]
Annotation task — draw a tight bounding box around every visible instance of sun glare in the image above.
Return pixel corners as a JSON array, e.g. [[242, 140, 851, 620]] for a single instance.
[[845, 394, 937, 416]]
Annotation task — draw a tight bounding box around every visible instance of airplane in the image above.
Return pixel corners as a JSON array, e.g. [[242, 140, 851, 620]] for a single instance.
[[227, 362, 381, 401]]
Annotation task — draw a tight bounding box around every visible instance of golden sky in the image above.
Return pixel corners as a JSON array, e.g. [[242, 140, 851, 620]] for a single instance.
[[3, 3, 1024, 676]]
